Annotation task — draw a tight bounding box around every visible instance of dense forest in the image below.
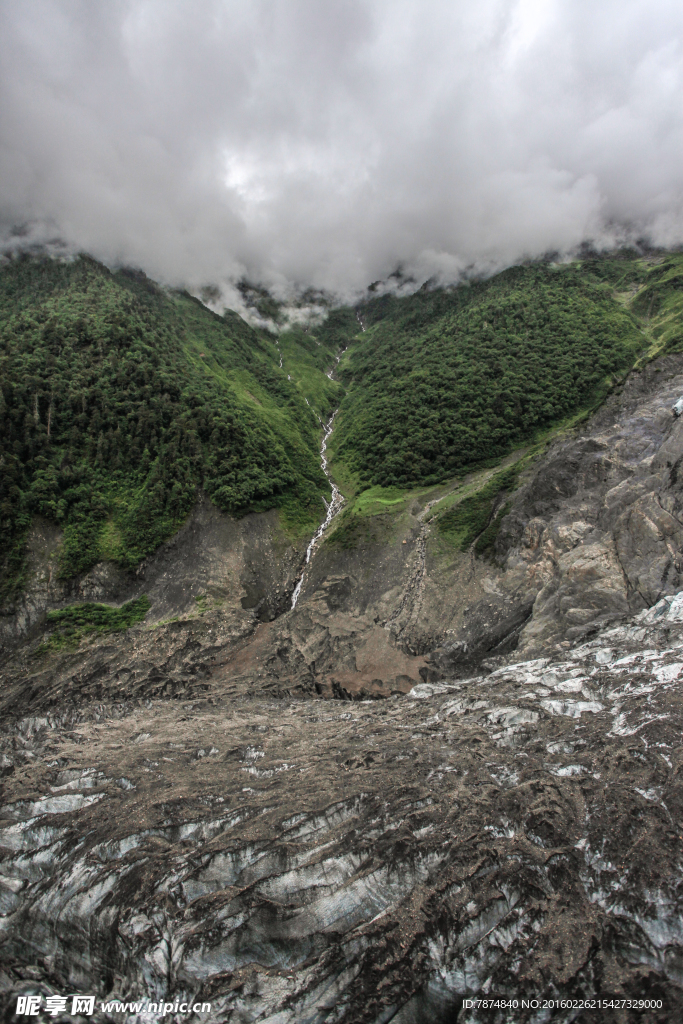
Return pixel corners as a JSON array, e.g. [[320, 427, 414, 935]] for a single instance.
[[0, 254, 335, 602], [329, 255, 681, 488]]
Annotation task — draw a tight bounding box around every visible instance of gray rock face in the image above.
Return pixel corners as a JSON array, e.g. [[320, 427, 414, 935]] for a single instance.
[[425, 356, 683, 675], [0, 497, 307, 656], [3, 358, 683, 1021]]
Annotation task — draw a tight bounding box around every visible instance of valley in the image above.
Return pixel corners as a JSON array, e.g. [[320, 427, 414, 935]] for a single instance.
[[2, 250, 683, 1021]]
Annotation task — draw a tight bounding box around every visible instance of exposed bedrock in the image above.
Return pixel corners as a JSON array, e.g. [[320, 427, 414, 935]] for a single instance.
[[3, 357, 683, 1019], [0, 499, 307, 657], [424, 355, 683, 679]]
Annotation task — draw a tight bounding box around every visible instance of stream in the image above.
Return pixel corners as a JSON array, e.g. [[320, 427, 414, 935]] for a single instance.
[[290, 410, 344, 609], [291, 345, 349, 609]]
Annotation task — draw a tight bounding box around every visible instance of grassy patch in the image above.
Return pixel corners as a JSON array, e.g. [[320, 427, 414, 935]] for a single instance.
[[98, 519, 125, 562], [277, 326, 344, 421], [325, 510, 396, 549], [351, 485, 408, 517], [35, 595, 151, 654], [323, 478, 430, 549], [437, 465, 521, 553]]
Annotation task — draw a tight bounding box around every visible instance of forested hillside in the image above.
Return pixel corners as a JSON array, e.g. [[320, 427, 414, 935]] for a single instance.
[[0, 254, 334, 602], [3, 249, 682, 607], [330, 254, 683, 488]]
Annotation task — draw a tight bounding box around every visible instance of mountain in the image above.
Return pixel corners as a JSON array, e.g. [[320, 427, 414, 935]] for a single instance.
[[334, 258, 644, 487], [0, 253, 340, 605], [4, 248, 682, 615], [2, 249, 683, 1021]]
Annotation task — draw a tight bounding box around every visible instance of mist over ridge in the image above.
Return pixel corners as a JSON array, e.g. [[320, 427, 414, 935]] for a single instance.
[[1, 0, 682, 301]]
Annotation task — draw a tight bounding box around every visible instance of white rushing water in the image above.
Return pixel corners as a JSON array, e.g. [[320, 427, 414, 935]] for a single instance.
[[326, 343, 347, 380], [290, 410, 344, 609]]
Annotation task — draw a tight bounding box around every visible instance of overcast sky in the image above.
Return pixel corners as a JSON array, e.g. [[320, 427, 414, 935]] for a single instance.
[[1, 0, 682, 298]]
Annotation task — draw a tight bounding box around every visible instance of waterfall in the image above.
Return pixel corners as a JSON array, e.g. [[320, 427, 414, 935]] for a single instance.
[[290, 410, 344, 609]]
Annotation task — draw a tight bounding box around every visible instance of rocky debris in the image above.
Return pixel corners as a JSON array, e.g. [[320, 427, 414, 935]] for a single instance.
[[0, 609, 252, 722], [2, 598, 683, 1021], [0, 498, 307, 655]]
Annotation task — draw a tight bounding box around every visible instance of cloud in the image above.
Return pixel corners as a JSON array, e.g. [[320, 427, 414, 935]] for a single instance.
[[1, 0, 681, 298]]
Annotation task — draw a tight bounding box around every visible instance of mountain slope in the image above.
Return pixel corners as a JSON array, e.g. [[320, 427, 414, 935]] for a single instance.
[[4, 251, 683, 1019], [0, 254, 335, 604], [330, 255, 674, 488]]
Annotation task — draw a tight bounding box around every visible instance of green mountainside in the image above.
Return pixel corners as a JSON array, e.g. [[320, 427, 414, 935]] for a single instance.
[[330, 256, 673, 489], [0, 254, 336, 603], [2, 249, 682, 605], [324, 250, 683, 552]]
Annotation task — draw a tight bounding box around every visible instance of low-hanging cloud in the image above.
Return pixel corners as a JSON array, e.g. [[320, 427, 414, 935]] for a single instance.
[[1, 0, 681, 299]]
